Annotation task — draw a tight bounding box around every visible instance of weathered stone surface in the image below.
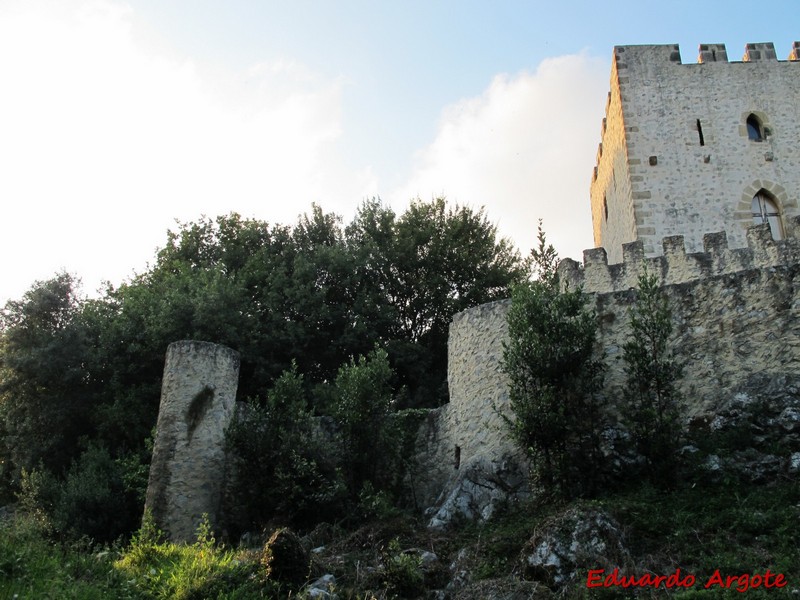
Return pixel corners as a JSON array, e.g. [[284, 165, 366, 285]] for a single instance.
[[518, 508, 631, 589], [414, 299, 531, 526], [688, 373, 800, 481], [306, 573, 337, 599], [591, 43, 800, 264], [415, 236, 800, 517], [426, 453, 528, 529], [144, 340, 240, 542]]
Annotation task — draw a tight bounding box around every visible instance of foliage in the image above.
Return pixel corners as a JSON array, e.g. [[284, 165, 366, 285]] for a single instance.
[[347, 198, 526, 407], [0, 273, 95, 482], [16, 445, 141, 542], [381, 537, 425, 598], [260, 527, 309, 587], [116, 515, 278, 599], [225, 363, 344, 532], [0, 198, 524, 541], [502, 222, 605, 498], [600, 481, 800, 597], [622, 267, 684, 485], [0, 512, 144, 599], [332, 348, 399, 499]]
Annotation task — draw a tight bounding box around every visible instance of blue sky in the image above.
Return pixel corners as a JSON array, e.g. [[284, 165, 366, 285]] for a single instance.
[[0, 0, 797, 304]]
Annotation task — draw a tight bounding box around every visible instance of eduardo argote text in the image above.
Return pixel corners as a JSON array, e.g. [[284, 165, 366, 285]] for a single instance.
[[587, 568, 787, 593]]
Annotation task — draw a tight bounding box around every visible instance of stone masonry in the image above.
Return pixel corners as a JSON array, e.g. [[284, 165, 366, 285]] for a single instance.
[[145, 340, 240, 542], [591, 42, 800, 263], [418, 220, 800, 524]]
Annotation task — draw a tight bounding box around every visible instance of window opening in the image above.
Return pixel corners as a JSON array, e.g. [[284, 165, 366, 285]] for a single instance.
[[454, 446, 461, 470], [751, 191, 783, 240], [696, 119, 705, 146], [747, 114, 764, 141], [603, 195, 608, 221]]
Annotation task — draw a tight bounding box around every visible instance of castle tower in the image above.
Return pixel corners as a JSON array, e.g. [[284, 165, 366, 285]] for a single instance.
[[145, 340, 240, 542], [590, 41, 800, 263]]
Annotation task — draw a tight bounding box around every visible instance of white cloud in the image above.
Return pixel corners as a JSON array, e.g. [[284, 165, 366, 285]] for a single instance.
[[0, 1, 610, 306], [0, 0, 365, 303], [390, 53, 609, 261]]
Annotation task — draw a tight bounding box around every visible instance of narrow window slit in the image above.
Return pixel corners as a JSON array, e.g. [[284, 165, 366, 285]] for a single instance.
[[696, 119, 705, 146], [454, 446, 461, 470]]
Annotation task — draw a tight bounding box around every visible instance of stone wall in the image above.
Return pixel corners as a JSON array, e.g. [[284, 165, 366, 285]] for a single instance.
[[590, 41, 800, 263], [418, 222, 800, 521], [145, 340, 240, 542], [589, 53, 636, 259], [414, 300, 528, 526]]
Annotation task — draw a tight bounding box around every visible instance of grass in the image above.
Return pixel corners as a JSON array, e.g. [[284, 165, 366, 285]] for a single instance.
[[0, 512, 278, 600], [0, 511, 142, 600], [1, 480, 798, 599]]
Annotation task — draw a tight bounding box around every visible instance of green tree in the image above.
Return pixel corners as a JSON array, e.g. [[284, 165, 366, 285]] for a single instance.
[[225, 363, 343, 531], [0, 274, 95, 481], [346, 197, 526, 407], [622, 267, 683, 486], [332, 347, 395, 498], [501, 223, 605, 498]]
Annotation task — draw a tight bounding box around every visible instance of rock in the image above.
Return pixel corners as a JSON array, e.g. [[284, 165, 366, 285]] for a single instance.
[[426, 454, 529, 529], [261, 527, 309, 587], [518, 507, 630, 590], [790, 452, 800, 474], [306, 574, 337, 599]]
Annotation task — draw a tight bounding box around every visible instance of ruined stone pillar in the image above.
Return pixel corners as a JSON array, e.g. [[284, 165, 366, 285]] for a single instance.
[[144, 340, 240, 542]]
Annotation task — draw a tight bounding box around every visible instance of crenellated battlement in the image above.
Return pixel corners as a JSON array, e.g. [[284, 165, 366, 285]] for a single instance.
[[559, 217, 800, 295], [613, 41, 800, 66]]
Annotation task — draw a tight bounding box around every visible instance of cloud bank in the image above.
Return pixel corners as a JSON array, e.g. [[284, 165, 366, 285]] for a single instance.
[[0, 0, 609, 305], [390, 53, 609, 260], [0, 0, 365, 302]]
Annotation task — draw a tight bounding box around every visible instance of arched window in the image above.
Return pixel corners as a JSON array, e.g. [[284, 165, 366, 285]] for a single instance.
[[751, 191, 783, 240], [746, 114, 764, 141]]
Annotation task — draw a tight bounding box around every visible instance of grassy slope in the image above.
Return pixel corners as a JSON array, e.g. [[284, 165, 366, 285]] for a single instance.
[[1, 480, 798, 599]]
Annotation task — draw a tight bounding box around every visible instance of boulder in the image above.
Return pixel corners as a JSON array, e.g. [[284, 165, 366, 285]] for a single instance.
[[518, 507, 630, 590], [426, 454, 529, 529]]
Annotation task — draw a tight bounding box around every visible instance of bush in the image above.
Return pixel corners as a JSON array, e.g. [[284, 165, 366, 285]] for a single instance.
[[332, 348, 399, 499], [261, 527, 309, 587], [16, 445, 141, 542], [622, 268, 683, 486], [225, 364, 345, 532], [502, 223, 605, 498]]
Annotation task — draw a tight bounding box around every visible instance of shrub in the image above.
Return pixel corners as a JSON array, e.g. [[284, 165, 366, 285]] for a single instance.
[[622, 268, 683, 486], [332, 348, 399, 499], [225, 363, 345, 531], [502, 222, 605, 498], [261, 527, 309, 587]]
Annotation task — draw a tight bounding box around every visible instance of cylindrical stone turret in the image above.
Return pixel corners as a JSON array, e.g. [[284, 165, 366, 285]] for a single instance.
[[144, 340, 240, 542]]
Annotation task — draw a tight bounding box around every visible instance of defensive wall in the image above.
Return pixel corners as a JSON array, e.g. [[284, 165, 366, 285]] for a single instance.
[[417, 219, 800, 519]]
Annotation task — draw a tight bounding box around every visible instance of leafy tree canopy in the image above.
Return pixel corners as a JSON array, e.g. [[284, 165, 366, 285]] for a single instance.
[[0, 198, 526, 526]]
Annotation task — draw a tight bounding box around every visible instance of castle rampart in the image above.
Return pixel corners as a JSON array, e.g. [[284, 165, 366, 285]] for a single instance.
[[419, 221, 800, 522], [560, 216, 800, 294]]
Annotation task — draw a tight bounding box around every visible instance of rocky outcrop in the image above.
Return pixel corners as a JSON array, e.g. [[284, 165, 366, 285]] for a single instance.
[[688, 373, 800, 483], [518, 507, 631, 590], [426, 453, 529, 529]]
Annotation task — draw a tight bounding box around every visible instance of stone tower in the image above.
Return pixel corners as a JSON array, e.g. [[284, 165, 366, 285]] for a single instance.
[[590, 41, 800, 263], [145, 340, 240, 542]]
